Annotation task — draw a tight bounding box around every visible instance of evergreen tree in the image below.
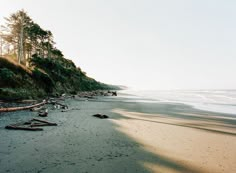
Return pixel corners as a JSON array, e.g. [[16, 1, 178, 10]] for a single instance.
[[1, 10, 57, 64], [3, 10, 32, 64]]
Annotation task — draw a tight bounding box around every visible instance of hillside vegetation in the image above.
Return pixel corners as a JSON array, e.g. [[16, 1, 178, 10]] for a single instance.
[[0, 56, 118, 100], [0, 10, 119, 100]]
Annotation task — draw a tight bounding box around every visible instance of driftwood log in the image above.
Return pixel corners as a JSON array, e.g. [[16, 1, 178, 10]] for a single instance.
[[5, 118, 57, 131], [5, 125, 43, 131], [38, 109, 48, 117], [30, 118, 57, 126], [0, 100, 47, 112], [52, 102, 68, 109], [31, 118, 57, 124]]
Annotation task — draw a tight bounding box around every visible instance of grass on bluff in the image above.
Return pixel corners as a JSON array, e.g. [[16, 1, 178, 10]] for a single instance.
[[0, 56, 32, 75]]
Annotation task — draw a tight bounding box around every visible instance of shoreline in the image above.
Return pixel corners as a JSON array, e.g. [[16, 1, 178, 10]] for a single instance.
[[119, 90, 236, 115], [0, 92, 235, 173]]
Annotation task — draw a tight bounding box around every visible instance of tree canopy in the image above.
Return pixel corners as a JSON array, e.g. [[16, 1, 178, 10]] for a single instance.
[[0, 9, 62, 65]]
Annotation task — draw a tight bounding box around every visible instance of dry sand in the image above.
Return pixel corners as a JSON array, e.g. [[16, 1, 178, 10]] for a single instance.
[[0, 94, 235, 173]]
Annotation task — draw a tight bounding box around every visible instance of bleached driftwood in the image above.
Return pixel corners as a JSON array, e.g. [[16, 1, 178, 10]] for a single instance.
[[0, 100, 47, 112]]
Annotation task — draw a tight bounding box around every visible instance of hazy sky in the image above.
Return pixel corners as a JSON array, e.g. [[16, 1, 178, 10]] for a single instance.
[[1, 0, 236, 90]]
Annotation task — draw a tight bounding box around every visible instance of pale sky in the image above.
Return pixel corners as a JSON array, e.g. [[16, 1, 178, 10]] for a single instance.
[[0, 0, 236, 90]]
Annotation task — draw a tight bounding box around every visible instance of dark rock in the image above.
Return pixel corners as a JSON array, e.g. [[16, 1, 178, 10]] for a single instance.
[[93, 114, 109, 119], [111, 91, 117, 96]]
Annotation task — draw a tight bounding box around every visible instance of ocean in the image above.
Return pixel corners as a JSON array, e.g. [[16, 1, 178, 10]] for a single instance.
[[119, 90, 236, 115]]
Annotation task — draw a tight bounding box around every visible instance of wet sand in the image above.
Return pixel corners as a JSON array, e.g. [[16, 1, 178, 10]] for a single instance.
[[0, 94, 235, 173]]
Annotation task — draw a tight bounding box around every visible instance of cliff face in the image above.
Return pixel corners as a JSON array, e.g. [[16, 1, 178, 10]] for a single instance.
[[0, 56, 118, 100]]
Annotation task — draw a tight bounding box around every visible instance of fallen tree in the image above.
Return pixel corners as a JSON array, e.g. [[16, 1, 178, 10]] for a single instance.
[[0, 100, 47, 112]]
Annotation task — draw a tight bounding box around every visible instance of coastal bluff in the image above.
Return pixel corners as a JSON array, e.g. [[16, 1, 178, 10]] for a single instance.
[[0, 56, 119, 100]]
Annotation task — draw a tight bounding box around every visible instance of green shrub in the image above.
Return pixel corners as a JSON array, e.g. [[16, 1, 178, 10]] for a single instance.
[[0, 68, 19, 87], [0, 68, 15, 80], [32, 68, 54, 92]]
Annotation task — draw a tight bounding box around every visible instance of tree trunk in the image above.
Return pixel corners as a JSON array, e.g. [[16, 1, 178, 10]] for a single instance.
[[18, 15, 24, 64]]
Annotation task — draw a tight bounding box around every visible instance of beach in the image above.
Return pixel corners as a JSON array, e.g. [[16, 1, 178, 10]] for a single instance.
[[0, 92, 235, 173]]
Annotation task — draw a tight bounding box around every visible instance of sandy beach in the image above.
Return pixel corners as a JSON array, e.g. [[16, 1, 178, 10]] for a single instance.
[[0, 93, 235, 173]]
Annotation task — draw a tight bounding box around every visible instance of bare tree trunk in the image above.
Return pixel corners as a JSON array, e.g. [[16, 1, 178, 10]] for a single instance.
[[0, 28, 4, 57], [18, 15, 24, 64], [19, 23, 24, 63], [0, 34, 2, 57], [17, 36, 20, 63]]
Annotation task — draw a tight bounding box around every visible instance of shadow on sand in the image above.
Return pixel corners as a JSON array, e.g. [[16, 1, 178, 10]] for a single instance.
[[107, 101, 236, 173]]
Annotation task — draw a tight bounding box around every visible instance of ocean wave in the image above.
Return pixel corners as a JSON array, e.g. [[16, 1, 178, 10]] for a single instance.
[[120, 90, 236, 115]]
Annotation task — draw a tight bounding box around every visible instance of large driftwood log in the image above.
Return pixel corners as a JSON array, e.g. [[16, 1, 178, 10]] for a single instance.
[[0, 100, 47, 112], [5, 125, 43, 131]]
